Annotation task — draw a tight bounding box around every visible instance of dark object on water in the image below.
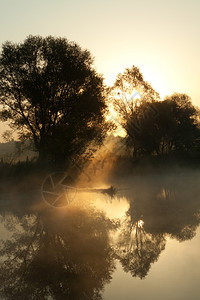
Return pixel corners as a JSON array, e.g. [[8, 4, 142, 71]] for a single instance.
[[78, 185, 117, 198], [101, 185, 116, 198]]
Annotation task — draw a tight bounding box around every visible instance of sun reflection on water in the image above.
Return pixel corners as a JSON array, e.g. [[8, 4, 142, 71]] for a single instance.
[[137, 220, 144, 228]]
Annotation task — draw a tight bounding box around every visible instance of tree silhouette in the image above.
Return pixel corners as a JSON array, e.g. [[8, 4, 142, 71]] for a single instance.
[[110, 66, 159, 144], [111, 65, 200, 158], [125, 94, 199, 157], [0, 36, 108, 165], [0, 207, 116, 300]]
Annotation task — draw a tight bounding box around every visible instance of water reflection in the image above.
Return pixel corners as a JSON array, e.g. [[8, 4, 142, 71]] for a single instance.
[[113, 173, 200, 279], [0, 172, 200, 299], [115, 216, 166, 279], [0, 207, 116, 300], [124, 174, 200, 241]]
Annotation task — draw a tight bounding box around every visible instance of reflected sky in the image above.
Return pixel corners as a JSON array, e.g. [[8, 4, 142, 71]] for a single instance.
[[0, 172, 200, 299], [104, 228, 200, 300]]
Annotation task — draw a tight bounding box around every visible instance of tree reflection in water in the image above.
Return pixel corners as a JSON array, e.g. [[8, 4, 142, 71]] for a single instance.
[[115, 213, 166, 279], [0, 207, 116, 300], [1, 172, 200, 298], [125, 173, 200, 241], [115, 172, 200, 278]]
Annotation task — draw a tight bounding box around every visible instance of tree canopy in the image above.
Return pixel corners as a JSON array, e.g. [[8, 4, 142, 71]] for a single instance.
[[111, 66, 200, 158], [125, 93, 200, 157], [111, 65, 160, 125], [0, 35, 108, 165]]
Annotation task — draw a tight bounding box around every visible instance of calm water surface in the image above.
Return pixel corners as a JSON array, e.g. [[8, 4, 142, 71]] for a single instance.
[[0, 172, 200, 299]]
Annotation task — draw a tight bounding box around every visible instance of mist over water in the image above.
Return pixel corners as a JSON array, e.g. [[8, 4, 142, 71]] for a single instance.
[[0, 163, 200, 299]]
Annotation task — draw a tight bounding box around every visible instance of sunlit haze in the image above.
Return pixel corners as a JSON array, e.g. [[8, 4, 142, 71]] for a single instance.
[[0, 0, 200, 139], [1, 2, 200, 298]]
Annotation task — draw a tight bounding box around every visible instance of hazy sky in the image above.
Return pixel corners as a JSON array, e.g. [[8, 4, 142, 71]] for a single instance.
[[0, 0, 200, 137]]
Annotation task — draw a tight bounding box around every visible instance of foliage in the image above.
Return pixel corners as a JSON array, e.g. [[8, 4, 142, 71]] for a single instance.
[[125, 93, 200, 157], [110, 65, 159, 127], [111, 66, 200, 158], [0, 35, 108, 165]]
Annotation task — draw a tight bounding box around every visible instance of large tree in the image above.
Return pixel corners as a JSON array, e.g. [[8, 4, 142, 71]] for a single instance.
[[124, 93, 200, 157], [111, 66, 200, 158], [110, 65, 160, 124], [0, 36, 107, 164]]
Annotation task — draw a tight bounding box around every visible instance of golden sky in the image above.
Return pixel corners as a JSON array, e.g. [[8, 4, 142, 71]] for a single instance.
[[0, 0, 200, 139]]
